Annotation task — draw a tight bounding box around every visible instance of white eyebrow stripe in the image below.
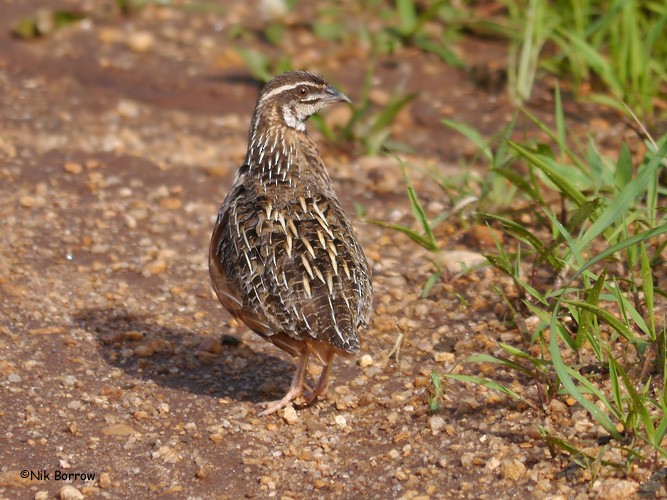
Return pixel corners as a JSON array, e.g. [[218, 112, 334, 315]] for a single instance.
[[258, 82, 321, 104]]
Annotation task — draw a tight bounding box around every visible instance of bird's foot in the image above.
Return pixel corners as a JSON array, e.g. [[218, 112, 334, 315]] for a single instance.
[[258, 385, 305, 416], [303, 382, 328, 405]]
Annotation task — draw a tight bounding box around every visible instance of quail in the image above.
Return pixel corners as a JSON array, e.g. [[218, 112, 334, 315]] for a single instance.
[[209, 71, 373, 416]]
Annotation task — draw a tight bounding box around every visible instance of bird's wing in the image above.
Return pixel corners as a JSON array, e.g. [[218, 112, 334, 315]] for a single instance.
[[210, 184, 371, 355]]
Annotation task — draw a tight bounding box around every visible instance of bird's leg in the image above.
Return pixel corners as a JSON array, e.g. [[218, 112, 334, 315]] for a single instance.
[[258, 348, 309, 416], [304, 351, 335, 404]]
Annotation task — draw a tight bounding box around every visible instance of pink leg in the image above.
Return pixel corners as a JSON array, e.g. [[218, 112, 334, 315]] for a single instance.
[[305, 351, 335, 404], [259, 349, 309, 416]]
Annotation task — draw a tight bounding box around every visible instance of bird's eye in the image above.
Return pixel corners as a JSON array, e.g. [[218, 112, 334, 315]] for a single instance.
[[295, 85, 310, 98]]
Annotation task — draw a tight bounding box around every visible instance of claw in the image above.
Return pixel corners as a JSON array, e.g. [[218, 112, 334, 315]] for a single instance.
[[258, 348, 309, 416]]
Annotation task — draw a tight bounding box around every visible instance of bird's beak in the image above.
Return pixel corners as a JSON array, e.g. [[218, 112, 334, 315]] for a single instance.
[[326, 86, 351, 104]]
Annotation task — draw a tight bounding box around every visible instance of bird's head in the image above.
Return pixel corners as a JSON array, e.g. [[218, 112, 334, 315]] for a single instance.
[[254, 71, 350, 132]]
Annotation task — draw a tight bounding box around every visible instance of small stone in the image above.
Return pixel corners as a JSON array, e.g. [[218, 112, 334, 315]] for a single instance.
[[485, 456, 501, 471], [116, 100, 140, 119], [28, 326, 64, 335], [441, 250, 487, 274], [163, 484, 183, 494], [394, 469, 408, 481], [334, 415, 347, 427], [595, 479, 638, 498], [127, 31, 155, 52], [35, 491, 49, 500], [434, 351, 455, 363], [64, 162, 83, 174], [101, 423, 134, 436], [209, 433, 223, 443], [133, 338, 165, 357], [98, 27, 123, 44], [414, 303, 430, 318], [461, 224, 503, 249], [283, 406, 299, 425], [199, 337, 222, 354], [159, 197, 182, 210], [548, 399, 568, 414], [99, 472, 112, 489], [59, 485, 84, 500], [501, 458, 526, 480], [124, 331, 144, 341], [429, 415, 446, 434], [202, 165, 227, 177], [357, 354, 373, 368], [20, 195, 45, 208], [145, 260, 168, 276], [460, 453, 475, 468], [369, 88, 391, 106], [155, 445, 181, 464]]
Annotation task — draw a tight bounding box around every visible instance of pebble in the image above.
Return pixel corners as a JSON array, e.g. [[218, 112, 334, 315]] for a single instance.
[[127, 31, 155, 53], [99, 472, 112, 488], [334, 415, 347, 427], [28, 326, 64, 335], [429, 415, 446, 434], [133, 410, 149, 420], [434, 351, 455, 363], [485, 456, 500, 471], [441, 250, 488, 273], [394, 469, 408, 481], [501, 458, 526, 480], [357, 354, 373, 367], [64, 162, 83, 174], [154, 445, 181, 463], [283, 406, 299, 425], [101, 423, 135, 436], [59, 485, 84, 500], [548, 399, 568, 414], [98, 27, 123, 44], [413, 303, 430, 318], [20, 195, 46, 208], [594, 479, 638, 498], [117, 99, 140, 119]]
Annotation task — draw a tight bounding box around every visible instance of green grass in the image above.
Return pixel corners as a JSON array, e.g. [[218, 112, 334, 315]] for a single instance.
[[432, 90, 667, 467], [499, 0, 667, 118]]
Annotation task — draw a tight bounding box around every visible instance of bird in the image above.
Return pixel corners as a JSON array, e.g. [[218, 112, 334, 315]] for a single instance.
[[209, 71, 373, 416]]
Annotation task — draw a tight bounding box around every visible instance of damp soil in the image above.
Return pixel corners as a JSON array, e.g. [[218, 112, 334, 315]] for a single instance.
[[0, 1, 664, 499]]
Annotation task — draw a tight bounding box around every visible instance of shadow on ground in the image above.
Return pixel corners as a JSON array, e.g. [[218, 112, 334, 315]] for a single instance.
[[75, 307, 294, 404]]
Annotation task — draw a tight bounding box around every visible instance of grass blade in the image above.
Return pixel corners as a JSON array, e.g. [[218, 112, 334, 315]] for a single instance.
[[445, 373, 536, 409], [442, 118, 494, 163]]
